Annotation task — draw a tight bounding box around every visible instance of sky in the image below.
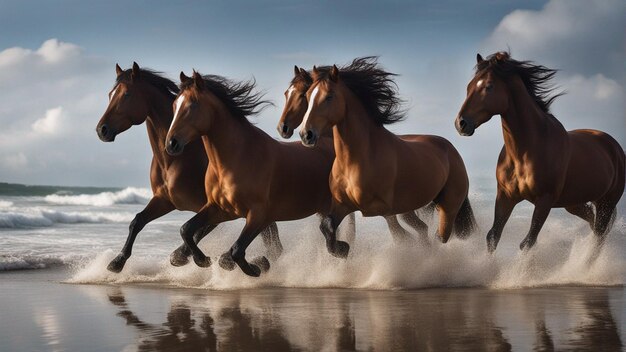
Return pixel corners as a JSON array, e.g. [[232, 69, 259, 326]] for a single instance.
[[0, 0, 623, 187]]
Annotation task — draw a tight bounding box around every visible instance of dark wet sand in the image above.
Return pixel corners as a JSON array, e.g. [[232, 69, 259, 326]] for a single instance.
[[1, 268, 624, 352]]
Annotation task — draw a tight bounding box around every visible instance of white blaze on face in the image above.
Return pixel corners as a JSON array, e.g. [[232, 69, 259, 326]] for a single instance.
[[299, 86, 319, 130], [170, 94, 186, 130], [286, 85, 296, 102], [109, 87, 118, 102]]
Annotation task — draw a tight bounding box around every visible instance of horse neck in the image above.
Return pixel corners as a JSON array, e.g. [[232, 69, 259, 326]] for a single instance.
[[500, 78, 562, 158], [143, 87, 176, 162], [201, 105, 260, 171], [331, 95, 377, 167]]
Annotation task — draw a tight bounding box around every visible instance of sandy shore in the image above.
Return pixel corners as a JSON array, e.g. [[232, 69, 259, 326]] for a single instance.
[[1, 268, 624, 351]]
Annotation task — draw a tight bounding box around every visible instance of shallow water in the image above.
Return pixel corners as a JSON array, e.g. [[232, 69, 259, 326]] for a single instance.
[[0, 269, 624, 351]]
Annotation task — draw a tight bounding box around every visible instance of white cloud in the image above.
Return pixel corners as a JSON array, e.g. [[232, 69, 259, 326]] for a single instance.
[[483, 0, 626, 79], [0, 39, 151, 186], [32, 106, 64, 135]]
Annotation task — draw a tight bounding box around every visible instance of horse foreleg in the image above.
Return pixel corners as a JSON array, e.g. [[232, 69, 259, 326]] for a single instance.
[[225, 216, 269, 277], [107, 196, 175, 273], [320, 204, 352, 258], [520, 197, 554, 251], [180, 205, 222, 268], [170, 224, 218, 267], [487, 193, 519, 253]]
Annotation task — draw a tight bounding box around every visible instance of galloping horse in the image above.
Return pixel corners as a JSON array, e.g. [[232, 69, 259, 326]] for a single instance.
[[96, 63, 282, 272], [165, 71, 337, 277], [455, 52, 624, 252], [277, 65, 434, 242], [299, 57, 476, 257]]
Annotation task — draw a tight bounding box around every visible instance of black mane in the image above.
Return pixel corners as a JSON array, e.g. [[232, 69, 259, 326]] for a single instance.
[[180, 74, 270, 122], [315, 57, 406, 125], [117, 68, 179, 98], [476, 52, 564, 113]]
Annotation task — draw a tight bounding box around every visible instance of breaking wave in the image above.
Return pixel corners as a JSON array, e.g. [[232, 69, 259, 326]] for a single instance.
[[44, 187, 151, 206], [0, 208, 133, 228]]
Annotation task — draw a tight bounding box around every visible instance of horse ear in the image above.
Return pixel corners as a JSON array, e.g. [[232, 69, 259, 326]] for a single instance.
[[180, 71, 191, 84], [192, 70, 205, 89], [330, 65, 339, 82], [299, 67, 311, 81], [131, 62, 140, 81], [115, 63, 123, 76], [312, 65, 320, 80], [476, 53, 484, 64], [294, 65, 300, 77]]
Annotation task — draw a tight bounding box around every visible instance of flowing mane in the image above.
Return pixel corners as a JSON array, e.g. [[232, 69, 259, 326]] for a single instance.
[[316, 57, 406, 125], [116, 68, 179, 98], [476, 52, 564, 113], [181, 74, 271, 123]]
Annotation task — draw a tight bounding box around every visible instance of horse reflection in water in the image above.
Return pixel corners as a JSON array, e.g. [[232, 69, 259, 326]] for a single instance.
[[106, 287, 622, 351]]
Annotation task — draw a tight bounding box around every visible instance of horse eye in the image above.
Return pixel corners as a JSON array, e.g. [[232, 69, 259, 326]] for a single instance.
[[325, 94, 334, 101], [123, 92, 131, 97], [485, 84, 493, 92]]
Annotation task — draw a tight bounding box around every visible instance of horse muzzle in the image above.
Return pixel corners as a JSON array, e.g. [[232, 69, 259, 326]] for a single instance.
[[166, 136, 185, 156], [299, 129, 318, 147], [455, 116, 476, 136], [97, 123, 116, 142], [277, 122, 294, 139]]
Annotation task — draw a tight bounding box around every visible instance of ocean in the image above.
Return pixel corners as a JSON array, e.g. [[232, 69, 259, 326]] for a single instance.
[[1, 178, 624, 288]]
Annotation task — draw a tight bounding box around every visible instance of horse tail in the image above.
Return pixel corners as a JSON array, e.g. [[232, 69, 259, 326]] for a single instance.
[[453, 197, 477, 239]]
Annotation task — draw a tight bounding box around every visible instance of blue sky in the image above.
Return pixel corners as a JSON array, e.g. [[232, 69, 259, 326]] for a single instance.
[[0, 0, 623, 187]]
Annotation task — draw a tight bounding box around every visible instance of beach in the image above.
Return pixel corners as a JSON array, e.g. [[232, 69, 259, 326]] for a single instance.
[[1, 180, 625, 351], [1, 269, 624, 351]]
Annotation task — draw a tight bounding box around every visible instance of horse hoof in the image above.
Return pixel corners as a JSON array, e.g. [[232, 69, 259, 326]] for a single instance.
[[219, 252, 236, 271], [332, 241, 350, 259], [519, 238, 535, 251], [241, 263, 262, 277], [107, 255, 127, 273], [193, 255, 212, 268], [169, 251, 190, 267], [250, 256, 270, 273]]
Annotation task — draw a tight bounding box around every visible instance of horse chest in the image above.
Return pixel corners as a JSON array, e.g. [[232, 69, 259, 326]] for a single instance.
[[498, 160, 541, 200], [332, 170, 389, 214], [209, 179, 248, 216]]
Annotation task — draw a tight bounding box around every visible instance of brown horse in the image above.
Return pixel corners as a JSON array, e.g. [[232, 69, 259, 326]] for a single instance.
[[455, 52, 625, 252], [299, 57, 476, 255], [165, 71, 338, 277], [277, 65, 435, 241], [96, 63, 282, 273]]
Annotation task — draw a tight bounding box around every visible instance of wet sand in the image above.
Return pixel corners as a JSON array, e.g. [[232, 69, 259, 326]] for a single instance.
[[1, 268, 623, 351]]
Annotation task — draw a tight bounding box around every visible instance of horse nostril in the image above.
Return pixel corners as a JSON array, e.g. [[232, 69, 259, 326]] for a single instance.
[[100, 124, 109, 137], [306, 130, 313, 141], [282, 124, 290, 134], [459, 119, 467, 129]]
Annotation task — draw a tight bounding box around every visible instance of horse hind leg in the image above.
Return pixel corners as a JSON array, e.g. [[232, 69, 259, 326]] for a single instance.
[[260, 222, 283, 262], [399, 211, 429, 243], [383, 215, 413, 243], [565, 203, 595, 231], [592, 200, 618, 245]]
